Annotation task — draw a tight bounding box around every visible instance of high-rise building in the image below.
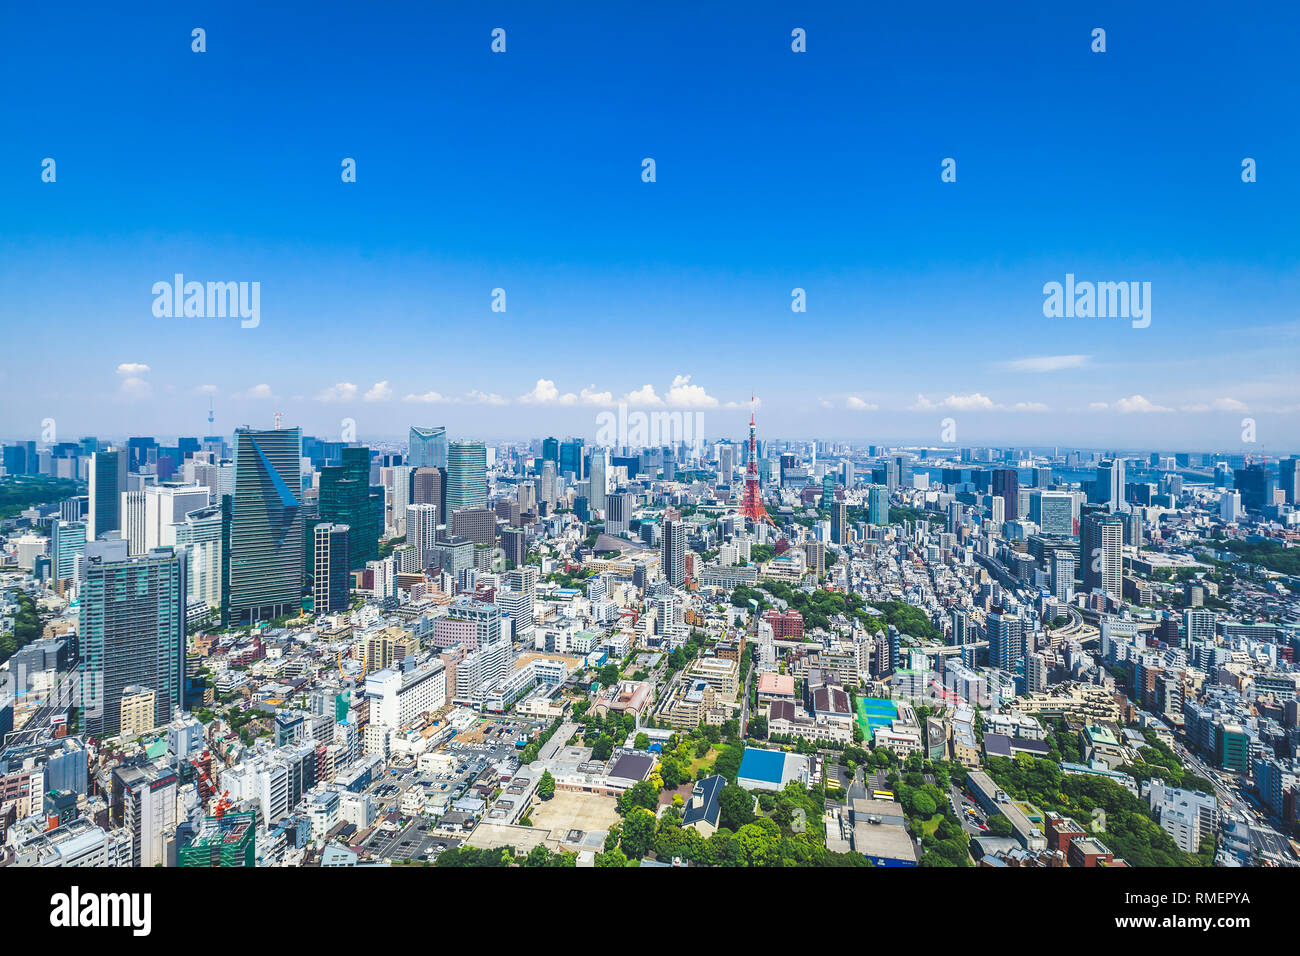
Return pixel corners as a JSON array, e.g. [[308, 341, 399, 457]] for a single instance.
[[127, 482, 211, 554], [868, 485, 889, 526], [408, 426, 447, 470], [607, 491, 634, 536], [501, 526, 527, 567], [52, 520, 86, 580], [1037, 491, 1074, 537], [1280, 456, 1300, 506], [987, 608, 1024, 673], [1025, 652, 1048, 694], [589, 450, 607, 516], [559, 438, 584, 479], [387, 464, 413, 536], [1233, 464, 1275, 513], [539, 460, 558, 508], [1050, 550, 1076, 602], [175, 505, 223, 612], [992, 469, 1019, 521], [1096, 458, 1127, 511], [1081, 512, 1124, 601], [450, 507, 496, 546], [227, 427, 304, 624], [319, 446, 380, 570], [79, 540, 187, 737], [411, 466, 444, 523], [446, 441, 487, 512], [717, 443, 735, 485], [406, 503, 439, 569], [830, 501, 848, 545], [312, 523, 351, 614], [662, 516, 687, 587], [88, 448, 127, 539]]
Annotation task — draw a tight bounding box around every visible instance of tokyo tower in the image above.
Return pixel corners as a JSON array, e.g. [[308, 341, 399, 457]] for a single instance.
[[739, 397, 772, 526]]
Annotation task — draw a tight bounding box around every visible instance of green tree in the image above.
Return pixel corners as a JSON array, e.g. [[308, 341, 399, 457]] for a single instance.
[[537, 770, 556, 801], [621, 808, 657, 860], [594, 846, 629, 867], [718, 783, 756, 831]]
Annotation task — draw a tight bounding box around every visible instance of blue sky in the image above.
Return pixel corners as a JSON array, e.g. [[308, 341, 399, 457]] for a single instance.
[[2, 1, 1298, 451]]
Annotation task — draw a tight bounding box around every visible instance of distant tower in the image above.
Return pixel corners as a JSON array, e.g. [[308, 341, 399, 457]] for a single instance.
[[739, 398, 772, 526], [207, 398, 214, 425]]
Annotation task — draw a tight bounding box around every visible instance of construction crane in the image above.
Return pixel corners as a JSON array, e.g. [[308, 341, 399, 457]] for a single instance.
[[190, 750, 217, 806], [213, 791, 233, 820]]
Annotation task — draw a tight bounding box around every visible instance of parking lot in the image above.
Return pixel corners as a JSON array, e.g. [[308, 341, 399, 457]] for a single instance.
[[365, 818, 461, 863]]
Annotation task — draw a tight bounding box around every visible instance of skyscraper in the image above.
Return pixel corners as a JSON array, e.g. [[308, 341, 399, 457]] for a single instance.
[[992, 468, 1019, 521], [1233, 464, 1276, 513], [830, 500, 848, 545], [1096, 458, 1127, 511], [312, 523, 351, 614], [408, 425, 447, 469], [1081, 512, 1123, 601], [868, 485, 889, 526], [227, 427, 304, 624], [406, 503, 440, 569], [662, 516, 687, 587], [1280, 456, 1300, 506], [559, 438, 584, 479], [411, 466, 445, 524], [79, 540, 187, 737], [1037, 491, 1074, 537], [446, 441, 487, 512], [319, 446, 380, 569], [589, 449, 607, 517], [987, 607, 1024, 673], [88, 448, 127, 539], [52, 519, 86, 580], [175, 505, 223, 612], [1050, 550, 1075, 602]]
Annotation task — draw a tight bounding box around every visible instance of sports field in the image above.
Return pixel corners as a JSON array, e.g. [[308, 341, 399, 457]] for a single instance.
[[856, 697, 898, 739]]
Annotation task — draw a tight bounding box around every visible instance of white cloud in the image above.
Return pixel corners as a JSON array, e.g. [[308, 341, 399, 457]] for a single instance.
[[519, 379, 576, 405], [196, 384, 218, 394], [363, 381, 394, 403], [623, 384, 663, 407], [466, 390, 508, 406], [1089, 402, 1109, 410], [998, 354, 1090, 373], [846, 396, 878, 411], [1113, 394, 1173, 414], [910, 392, 1046, 412], [911, 392, 998, 411], [403, 391, 448, 404], [579, 385, 613, 406], [317, 382, 358, 403], [665, 375, 719, 408], [116, 362, 150, 376], [233, 384, 276, 400]]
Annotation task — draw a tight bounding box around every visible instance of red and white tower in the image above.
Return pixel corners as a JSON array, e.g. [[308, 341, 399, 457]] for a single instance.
[[739, 397, 772, 526]]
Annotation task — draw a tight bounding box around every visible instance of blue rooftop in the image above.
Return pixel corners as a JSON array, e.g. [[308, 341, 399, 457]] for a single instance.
[[738, 747, 786, 784]]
